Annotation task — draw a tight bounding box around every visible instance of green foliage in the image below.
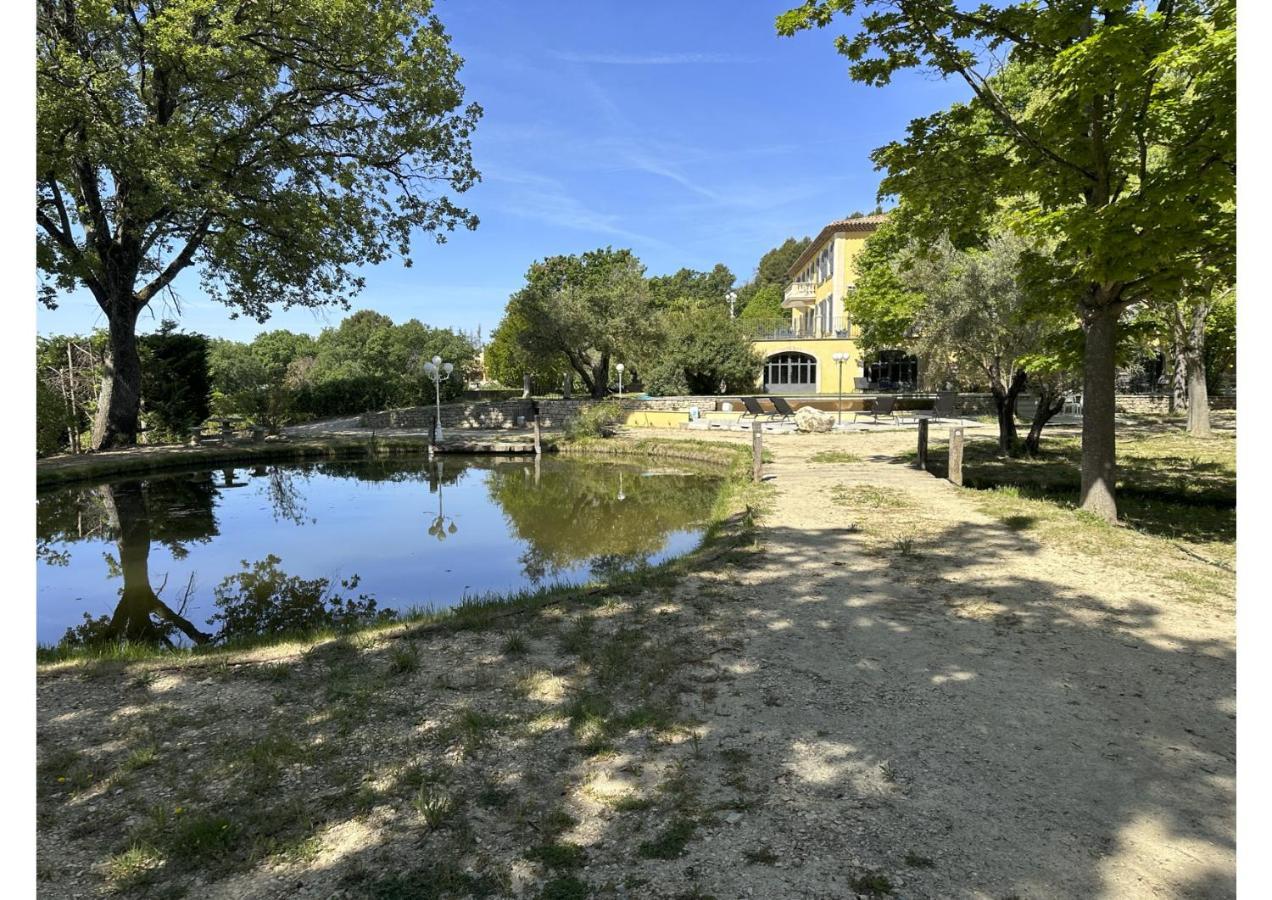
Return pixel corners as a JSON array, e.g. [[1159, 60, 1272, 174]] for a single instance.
[[485, 310, 572, 392], [138, 322, 211, 441], [564, 402, 624, 441], [209, 555, 394, 641], [738, 283, 784, 322], [507, 248, 659, 398], [37, 0, 481, 314], [36, 377, 74, 458], [733, 237, 811, 316], [847, 218, 924, 353], [207, 311, 475, 424], [647, 264, 736, 312], [779, 0, 1234, 303], [640, 306, 761, 396], [1204, 290, 1236, 392]]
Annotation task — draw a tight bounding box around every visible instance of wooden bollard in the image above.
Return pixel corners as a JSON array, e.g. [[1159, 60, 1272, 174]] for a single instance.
[[916, 418, 929, 471], [752, 420, 763, 483], [533, 415, 542, 455], [948, 427, 964, 486]]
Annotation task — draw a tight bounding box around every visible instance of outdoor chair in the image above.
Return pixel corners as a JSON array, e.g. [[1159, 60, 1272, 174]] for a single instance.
[[853, 394, 898, 424], [768, 396, 799, 421], [932, 391, 958, 421], [738, 395, 784, 423]]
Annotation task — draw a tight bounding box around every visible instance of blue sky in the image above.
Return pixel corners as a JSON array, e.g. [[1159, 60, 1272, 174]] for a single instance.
[[36, 0, 971, 342]]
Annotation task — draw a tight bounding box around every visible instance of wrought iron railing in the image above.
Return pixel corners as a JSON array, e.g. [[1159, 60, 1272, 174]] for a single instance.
[[739, 317, 853, 341]]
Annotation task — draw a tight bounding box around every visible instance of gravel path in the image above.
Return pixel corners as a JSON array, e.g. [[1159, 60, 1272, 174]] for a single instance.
[[653, 430, 1235, 898]]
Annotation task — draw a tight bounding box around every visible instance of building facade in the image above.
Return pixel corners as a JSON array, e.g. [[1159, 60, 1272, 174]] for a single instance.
[[747, 214, 916, 395]]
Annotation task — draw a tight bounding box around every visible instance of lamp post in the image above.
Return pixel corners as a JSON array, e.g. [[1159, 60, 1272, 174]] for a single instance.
[[615, 362, 624, 397], [422, 355, 454, 442], [832, 352, 849, 427]]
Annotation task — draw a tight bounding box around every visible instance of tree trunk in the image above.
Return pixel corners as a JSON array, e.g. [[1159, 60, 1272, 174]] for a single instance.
[[990, 370, 1027, 455], [590, 352, 609, 399], [91, 301, 144, 450], [1080, 302, 1119, 521], [1185, 303, 1211, 437], [1169, 340, 1188, 414], [1024, 387, 1067, 456]]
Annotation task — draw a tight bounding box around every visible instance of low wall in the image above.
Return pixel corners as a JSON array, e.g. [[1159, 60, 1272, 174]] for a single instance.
[[360, 399, 533, 430], [1114, 393, 1236, 414], [358, 390, 1226, 433]]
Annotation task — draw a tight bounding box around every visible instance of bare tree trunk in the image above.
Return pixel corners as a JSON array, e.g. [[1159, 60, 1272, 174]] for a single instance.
[[990, 370, 1027, 455], [1170, 339, 1188, 414], [591, 352, 610, 399], [91, 300, 144, 450], [1080, 302, 1119, 522], [1024, 387, 1067, 456], [1185, 302, 1211, 437]]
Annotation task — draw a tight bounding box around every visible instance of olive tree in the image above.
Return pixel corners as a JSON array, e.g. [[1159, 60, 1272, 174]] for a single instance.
[[37, 0, 481, 448]]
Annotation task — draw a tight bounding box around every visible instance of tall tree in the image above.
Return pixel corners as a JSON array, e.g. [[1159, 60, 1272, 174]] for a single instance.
[[507, 248, 658, 398], [734, 237, 811, 316], [779, 0, 1235, 520], [647, 264, 736, 311], [37, 0, 481, 448]]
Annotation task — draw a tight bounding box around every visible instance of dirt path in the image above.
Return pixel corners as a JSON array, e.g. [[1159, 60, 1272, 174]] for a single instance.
[[658, 431, 1235, 898], [36, 428, 1235, 899]]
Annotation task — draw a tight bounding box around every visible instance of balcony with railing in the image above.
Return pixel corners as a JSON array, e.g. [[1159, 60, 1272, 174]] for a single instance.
[[782, 281, 816, 306], [739, 317, 854, 341]]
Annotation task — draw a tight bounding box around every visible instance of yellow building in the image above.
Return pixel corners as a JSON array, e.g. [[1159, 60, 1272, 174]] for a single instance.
[[748, 214, 916, 395]]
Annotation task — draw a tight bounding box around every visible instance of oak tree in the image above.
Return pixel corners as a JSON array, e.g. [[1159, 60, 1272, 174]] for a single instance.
[[37, 0, 481, 447]]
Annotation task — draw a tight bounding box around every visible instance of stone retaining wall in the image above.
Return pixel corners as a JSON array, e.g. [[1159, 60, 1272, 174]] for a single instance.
[[1114, 393, 1236, 414], [360, 399, 533, 430], [359, 391, 1233, 432]]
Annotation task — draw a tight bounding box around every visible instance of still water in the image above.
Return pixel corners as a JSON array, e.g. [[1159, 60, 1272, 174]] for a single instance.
[[36, 454, 722, 647]]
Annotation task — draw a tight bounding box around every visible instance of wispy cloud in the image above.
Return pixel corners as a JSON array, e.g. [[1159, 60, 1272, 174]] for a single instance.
[[551, 50, 757, 66], [483, 167, 674, 251]]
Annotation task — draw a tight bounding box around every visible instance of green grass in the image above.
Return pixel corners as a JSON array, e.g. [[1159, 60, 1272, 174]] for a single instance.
[[809, 449, 864, 464], [538, 875, 591, 900], [830, 484, 913, 510], [922, 428, 1234, 551], [105, 843, 163, 891], [524, 841, 586, 869], [413, 785, 458, 829], [637, 816, 698, 859]]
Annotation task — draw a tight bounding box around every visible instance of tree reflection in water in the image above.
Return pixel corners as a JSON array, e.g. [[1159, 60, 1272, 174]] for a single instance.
[[483, 456, 718, 583], [37, 456, 720, 651]]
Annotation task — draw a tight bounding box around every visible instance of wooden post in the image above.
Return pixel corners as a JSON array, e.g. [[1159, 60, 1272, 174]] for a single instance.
[[533, 414, 542, 455], [948, 427, 964, 486], [916, 418, 929, 471], [751, 420, 763, 483]]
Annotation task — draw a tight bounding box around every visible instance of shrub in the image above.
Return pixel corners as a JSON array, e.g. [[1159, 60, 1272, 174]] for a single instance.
[[566, 401, 623, 439]]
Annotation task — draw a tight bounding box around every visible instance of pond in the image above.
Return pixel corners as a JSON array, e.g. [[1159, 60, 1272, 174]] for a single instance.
[[36, 454, 724, 648]]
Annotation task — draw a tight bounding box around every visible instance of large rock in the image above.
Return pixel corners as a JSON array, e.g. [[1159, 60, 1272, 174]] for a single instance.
[[794, 405, 835, 433]]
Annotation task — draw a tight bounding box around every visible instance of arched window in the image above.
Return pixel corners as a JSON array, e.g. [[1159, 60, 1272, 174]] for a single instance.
[[863, 350, 918, 390], [764, 352, 817, 393]]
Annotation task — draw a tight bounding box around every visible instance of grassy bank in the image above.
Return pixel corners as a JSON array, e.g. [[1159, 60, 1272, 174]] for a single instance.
[[915, 422, 1235, 602], [37, 437, 773, 898]]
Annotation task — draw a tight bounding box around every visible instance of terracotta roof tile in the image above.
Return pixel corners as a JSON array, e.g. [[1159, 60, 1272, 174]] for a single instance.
[[785, 214, 889, 278]]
